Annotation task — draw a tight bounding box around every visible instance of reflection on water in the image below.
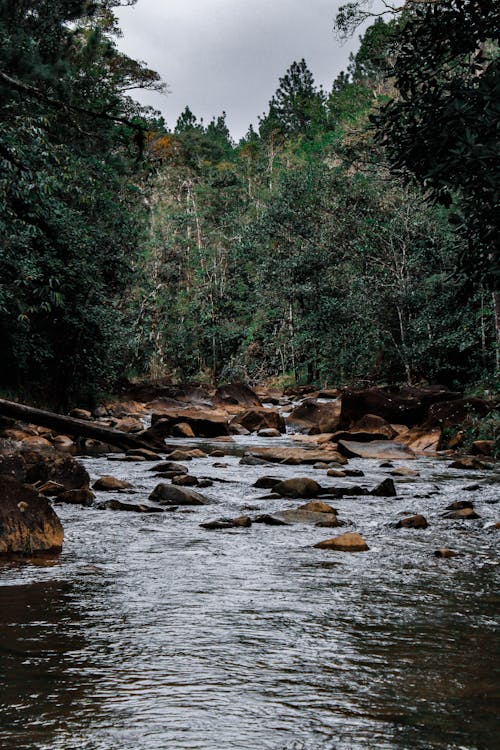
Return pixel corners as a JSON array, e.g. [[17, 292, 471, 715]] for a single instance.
[[0, 440, 499, 750]]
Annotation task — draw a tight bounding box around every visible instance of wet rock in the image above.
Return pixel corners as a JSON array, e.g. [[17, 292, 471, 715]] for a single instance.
[[107, 454, 146, 462], [253, 514, 289, 526], [315, 519, 345, 528], [149, 484, 208, 506], [228, 423, 251, 436], [396, 514, 428, 529], [167, 451, 193, 462], [253, 476, 284, 489], [274, 509, 340, 525], [274, 477, 321, 499], [313, 462, 330, 470], [249, 447, 347, 465], [214, 383, 262, 409], [443, 508, 481, 520], [449, 456, 492, 470], [0, 476, 64, 555], [286, 399, 341, 434], [172, 474, 198, 486], [69, 408, 92, 421], [125, 448, 162, 461], [56, 489, 95, 506], [22, 450, 90, 490], [343, 469, 365, 477], [462, 484, 481, 492], [52, 435, 76, 452], [390, 467, 420, 477], [150, 461, 189, 474], [37, 480, 66, 497], [338, 440, 416, 461], [327, 468, 346, 478], [370, 478, 397, 497], [380, 462, 393, 468], [198, 479, 214, 488], [258, 428, 281, 438], [446, 500, 474, 510], [434, 548, 458, 558], [171, 422, 195, 438], [97, 499, 164, 513], [230, 408, 285, 434], [200, 515, 252, 530], [339, 388, 425, 428], [239, 455, 270, 466], [471, 440, 494, 456], [314, 532, 369, 552], [209, 450, 226, 457], [150, 408, 229, 438], [112, 417, 144, 433], [427, 397, 494, 428], [93, 476, 133, 491]]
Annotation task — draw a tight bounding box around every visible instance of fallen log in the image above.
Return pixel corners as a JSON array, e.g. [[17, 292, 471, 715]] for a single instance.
[[0, 398, 165, 453]]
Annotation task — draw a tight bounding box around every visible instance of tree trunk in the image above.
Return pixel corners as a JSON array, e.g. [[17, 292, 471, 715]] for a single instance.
[[0, 399, 165, 452]]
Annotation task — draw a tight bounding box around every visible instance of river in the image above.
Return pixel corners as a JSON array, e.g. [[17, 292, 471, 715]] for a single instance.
[[0, 434, 498, 749]]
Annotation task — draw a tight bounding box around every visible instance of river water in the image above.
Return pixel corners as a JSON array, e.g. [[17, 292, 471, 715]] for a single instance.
[[0, 435, 498, 750]]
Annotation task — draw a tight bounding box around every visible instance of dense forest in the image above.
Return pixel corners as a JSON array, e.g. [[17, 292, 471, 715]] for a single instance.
[[1, 0, 498, 406]]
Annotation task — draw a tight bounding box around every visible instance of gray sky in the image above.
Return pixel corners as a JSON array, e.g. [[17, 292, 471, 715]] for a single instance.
[[115, 0, 361, 140]]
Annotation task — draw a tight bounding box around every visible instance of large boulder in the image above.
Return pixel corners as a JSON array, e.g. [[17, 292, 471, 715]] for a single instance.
[[149, 483, 209, 506], [230, 408, 286, 434], [337, 440, 416, 461], [249, 446, 348, 465], [93, 476, 133, 491], [314, 532, 369, 552], [0, 448, 90, 490], [427, 397, 496, 428], [0, 476, 63, 555], [286, 399, 341, 434], [213, 383, 262, 410], [339, 388, 426, 428], [149, 408, 229, 437], [274, 477, 321, 499], [330, 414, 397, 443]]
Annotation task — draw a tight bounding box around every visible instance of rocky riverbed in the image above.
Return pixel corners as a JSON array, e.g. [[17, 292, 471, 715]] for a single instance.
[[0, 384, 498, 749]]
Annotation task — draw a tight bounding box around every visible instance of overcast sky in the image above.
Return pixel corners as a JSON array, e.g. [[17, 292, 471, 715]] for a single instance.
[[115, 0, 362, 139]]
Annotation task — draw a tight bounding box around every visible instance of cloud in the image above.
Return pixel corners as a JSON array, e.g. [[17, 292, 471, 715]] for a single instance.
[[115, 0, 359, 139]]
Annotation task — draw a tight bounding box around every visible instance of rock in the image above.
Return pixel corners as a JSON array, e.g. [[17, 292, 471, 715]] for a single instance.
[[273, 477, 322, 498], [228, 423, 251, 436], [317, 389, 340, 399], [286, 399, 341, 434], [21, 436, 53, 449], [257, 428, 281, 438], [344, 469, 365, 477], [0, 476, 64, 555], [198, 479, 213, 488], [449, 457, 492, 470], [249, 447, 347, 465], [209, 450, 226, 457], [339, 388, 425, 428], [239, 455, 270, 466], [443, 508, 481, 520], [125, 448, 162, 461], [149, 484, 208, 506], [314, 532, 369, 552], [93, 476, 133, 491], [446, 500, 474, 510], [18, 450, 90, 490], [150, 461, 189, 474], [172, 474, 198, 486], [112, 417, 144, 433], [427, 397, 494, 428], [471, 440, 494, 456], [330, 414, 398, 443], [149, 408, 229, 437], [200, 515, 252, 530], [253, 476, 284, 489], [37, 480, 66, 497], [462, 484, 481, 492], [297, 501, 337, 513], [97, 499, 164, 513], [69, 408, 92, 421], [370, 478, 397, 497], [213, 383, 262, 409], [434, 548, 458, 558], [273, 509, 340, 525], [390, 467, 419, 477], [380, 462, 393, 468], [213, 462, 229, 469], [167, 450, 193, 462], [400, 427, 442, 453], [56, 488, 95, 506], [52, 435, 75, 452], [338, 440, 416, 461], [230, 408, 285, 434], [253, 514, 289, 526], [171, 422, 195, 438], [327, 469, 346, 478], [396, 514, 428, 529], [313, 462, 330, 470]]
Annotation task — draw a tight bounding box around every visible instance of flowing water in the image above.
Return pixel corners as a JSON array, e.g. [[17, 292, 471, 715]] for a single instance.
[[0, 435, 499, 750]]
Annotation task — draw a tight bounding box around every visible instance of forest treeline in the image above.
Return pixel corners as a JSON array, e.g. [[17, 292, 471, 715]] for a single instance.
[[0, 0, 498, 406]]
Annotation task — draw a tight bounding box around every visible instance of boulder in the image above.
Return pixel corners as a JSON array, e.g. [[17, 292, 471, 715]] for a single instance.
[[330, 414, 398, 443], [213, 383, 262, 409], [258, 428, 281, 438], [69, 408, 92, 421], [286, 399, 341, 434], [239, 455, 270, 466], [471, 440, 494, 456], [12, 449, 90, 490], [273, 478, 321, 498], [0, 476, 63, 555], [327, 469, 346, 478], [56, 488, 95, 506], [230, 408, 285, 434], [112, 416, 144, 433], [449, 456, 492, 470], [200, 515, 252, 530], [149, 461, 189, 474], [338, 440, 416, 461], [37, 480, 66, 497], [273, 509, 340, 525], [396, 514, 428, 529], [97, 499, 164, 513], [434, 548, 458, 558], [149, 484, 208, 506], [446, 500, 474, 510], [250, 447, 348, 465], [150, 408, 229, 437], [125, 448, 162, 461], [172, 474, 198, 486], [297, 500, 337, 513], [93, 476, 133, 491], [253, 476, 284, 489], [401, 427, 442, 453], [253, 514, 289, 526], [370, 478, 397, 497], [314, 532, 369, 552], [339, 388, 425, 428], [443, 507, 481, 520], [427, 397, 495, 428], [390, 467, 419, 477], [171, 422, 195, 438], [167, 450, 193, 462], [52, 435, 76, 452]]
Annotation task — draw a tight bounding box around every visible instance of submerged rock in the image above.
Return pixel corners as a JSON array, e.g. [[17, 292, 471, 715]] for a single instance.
[[149, 484, 208, 506], [274, 477, 322, 499], [396, 514, 428, 529], [434, 548, 458, 558], [93, 476, 133, 491], [314, 532, 369, 552], [97, 499, 164, 513], [200, 516, 252, 530], [0, 476, 64, 555]]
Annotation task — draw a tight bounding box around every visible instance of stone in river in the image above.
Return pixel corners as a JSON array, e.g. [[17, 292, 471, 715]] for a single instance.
[[97, 499, 164, 513], [56, 488, 95, 506], [370, 478, 397, 497], [239, 455, 270, 466], [449, 456, 492, 470], [314, 532, 369, 552], [443, 507, 481, 520], [446, 500, 474, 510], [125, 448, 162, 461], [200, 516, 252, 530], [171, 422, 195, 438], [93, 476, 133, 491], [273, 477, 322, 499], [390, 467, 420, 477], [149, 483, 209, 506], [253, 476, 284, 489], [327, 469, 346, 478], [338, 440, 416, 460], [253, 514, 289, 526], [434, 548, 458, 558], [274, 509, 340, 525], [0, 476, 64, 555], [396, 514, 428, 529], [149, 461, 189, 474], [167, 451, 193, 462], [249, 446, 348, 465], [258, 428, 282, 438], [297, 500, 337, 513], [172, 475, 199, 486]]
